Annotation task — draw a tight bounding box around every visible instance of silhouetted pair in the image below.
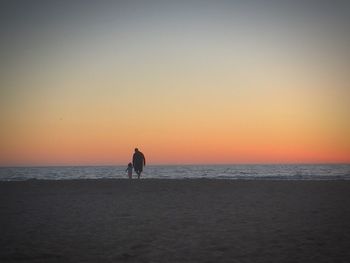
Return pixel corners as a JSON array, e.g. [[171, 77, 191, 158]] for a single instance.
[[126, 148, 146, 179]]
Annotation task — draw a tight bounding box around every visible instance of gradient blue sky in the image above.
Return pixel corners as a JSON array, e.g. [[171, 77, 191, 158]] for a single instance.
[[1, 1, 349, 165]]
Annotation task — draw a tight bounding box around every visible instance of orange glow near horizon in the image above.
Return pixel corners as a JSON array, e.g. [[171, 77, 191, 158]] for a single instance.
[[1, 88, 349, 165]]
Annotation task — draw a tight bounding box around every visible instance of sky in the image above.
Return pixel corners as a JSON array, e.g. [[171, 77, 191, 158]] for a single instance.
[[1, 0, 349, 165]]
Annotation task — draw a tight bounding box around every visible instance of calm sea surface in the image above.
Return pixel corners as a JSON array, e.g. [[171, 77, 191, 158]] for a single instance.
[[0, 164, 349, 181]]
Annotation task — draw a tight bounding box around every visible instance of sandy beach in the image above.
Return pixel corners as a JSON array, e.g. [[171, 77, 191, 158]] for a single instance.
[[1, 179, 350, 262]]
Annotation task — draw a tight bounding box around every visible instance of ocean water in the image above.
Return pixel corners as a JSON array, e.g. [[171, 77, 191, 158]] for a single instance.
[[0, 164, 349, 181]]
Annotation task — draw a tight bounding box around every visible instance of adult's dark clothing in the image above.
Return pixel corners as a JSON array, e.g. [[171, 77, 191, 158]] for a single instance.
[[133, 151, 146, 173]]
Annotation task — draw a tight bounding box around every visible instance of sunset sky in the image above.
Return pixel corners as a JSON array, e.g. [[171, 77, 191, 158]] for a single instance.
[[1, 1, 349, 166]]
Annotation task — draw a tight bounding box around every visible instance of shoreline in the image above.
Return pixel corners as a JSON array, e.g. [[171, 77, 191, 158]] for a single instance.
[[2, 164, 349, 181], [1, 177, 350, 182]]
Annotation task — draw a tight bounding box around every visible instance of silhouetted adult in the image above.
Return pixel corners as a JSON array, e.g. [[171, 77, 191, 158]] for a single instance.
[[133, 148, 146, 179]]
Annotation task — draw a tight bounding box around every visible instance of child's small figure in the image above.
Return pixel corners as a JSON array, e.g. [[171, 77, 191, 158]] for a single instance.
[[126, 163, 133, 179]]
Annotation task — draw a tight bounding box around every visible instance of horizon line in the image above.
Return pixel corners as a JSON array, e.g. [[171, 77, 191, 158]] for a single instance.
[[1, 162, 349, 168]]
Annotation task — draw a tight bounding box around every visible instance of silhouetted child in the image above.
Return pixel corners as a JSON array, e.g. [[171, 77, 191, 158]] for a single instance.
[[126, 163, 133, 179]]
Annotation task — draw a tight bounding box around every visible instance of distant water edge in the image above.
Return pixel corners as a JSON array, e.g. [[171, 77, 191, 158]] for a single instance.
[[0, 164, 350, 181]]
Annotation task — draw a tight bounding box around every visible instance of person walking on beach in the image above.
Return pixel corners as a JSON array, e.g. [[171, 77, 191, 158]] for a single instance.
[[126, 162, 133, 179], [133, 148, 146, 179]]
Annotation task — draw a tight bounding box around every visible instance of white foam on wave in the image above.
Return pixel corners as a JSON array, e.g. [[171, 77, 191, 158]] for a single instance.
[[1, 164, 350, 181]]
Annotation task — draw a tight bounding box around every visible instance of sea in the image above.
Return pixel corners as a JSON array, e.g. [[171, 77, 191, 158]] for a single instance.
[[0, 164, 349, 181]]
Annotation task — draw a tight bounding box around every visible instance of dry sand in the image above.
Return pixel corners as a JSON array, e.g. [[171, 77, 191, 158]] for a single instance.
[[1, 179, 350, 262]]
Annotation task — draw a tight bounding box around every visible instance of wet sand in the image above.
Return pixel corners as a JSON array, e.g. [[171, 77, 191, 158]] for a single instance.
[[1, 179, 350, 262]]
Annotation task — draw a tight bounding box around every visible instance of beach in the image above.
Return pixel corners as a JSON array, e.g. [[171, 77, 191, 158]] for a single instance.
[[1, 179, 350, 262]]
